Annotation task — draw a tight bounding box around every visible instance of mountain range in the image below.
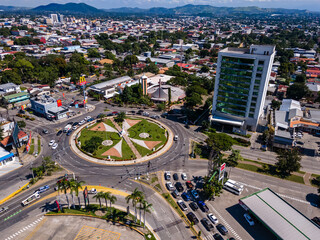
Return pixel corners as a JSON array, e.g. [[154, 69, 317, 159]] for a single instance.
[[0, 3, 314, 16]]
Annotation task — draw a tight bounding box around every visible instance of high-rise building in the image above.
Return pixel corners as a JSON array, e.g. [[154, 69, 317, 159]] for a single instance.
[[211, 45, 276, 131], [58, 14, 64, 23], [50, 14, 59, 24]]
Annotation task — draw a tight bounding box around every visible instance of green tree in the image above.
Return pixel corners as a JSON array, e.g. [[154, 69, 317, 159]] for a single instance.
[[287, 83, 310, 100], [72, 179, 86, 207], [226, 149, 242, 167], [1, 70, 22, 84], [93, 191, 105, 209], [157, 102, 166, 111], [17, 120, 26, 128], [275, 148, 302, 177], [123, 55, 138, 68], [115, 112, 126, 123], [140, 200, 152, 229], [87, 48, 101, 58], [186, 93, 202, 109], [57, 178, 70, 209], [125, 188, 144, 223], [72, 40, 81, 45], [144, 62, 159, 74], [295, 74, 306, 83], [82, 136, 103, 153], [109, 194, 117, 209], [271, 99, 281, 110], [102, 191, 111, 211], [205, 132, 233, 153], [14, 59, 34, 82], [201, 65, 210, 73], [104, 51, 116, 60]]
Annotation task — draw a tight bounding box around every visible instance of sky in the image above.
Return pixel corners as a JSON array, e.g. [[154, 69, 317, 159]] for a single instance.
[[1, 0, 319, 12]]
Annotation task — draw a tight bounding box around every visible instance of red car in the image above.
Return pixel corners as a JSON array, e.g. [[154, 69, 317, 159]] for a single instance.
[[186, 181, 194, 189]]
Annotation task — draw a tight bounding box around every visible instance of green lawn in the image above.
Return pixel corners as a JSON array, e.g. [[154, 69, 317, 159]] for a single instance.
[[28, 144, 34, 155], [128, 118, 167, 156], [37, 137, 41, 153]]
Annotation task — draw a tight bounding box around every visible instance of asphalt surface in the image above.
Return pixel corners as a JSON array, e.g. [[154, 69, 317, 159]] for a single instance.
[[1, 94, 320, 240]]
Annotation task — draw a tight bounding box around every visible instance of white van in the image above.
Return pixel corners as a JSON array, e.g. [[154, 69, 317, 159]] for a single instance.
[[174, 135, 178, 141]]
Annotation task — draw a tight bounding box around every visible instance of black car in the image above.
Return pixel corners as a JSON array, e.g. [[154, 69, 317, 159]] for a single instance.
[[42, 129, 49, 134], [185, 124, 190, 129], [68, 122, 74, 125], [57, 130, 63, 136], [66, 130, 72, 136], [131, 110, 136, 114], [201, 218, 214, 231], [137, 110, 144, 115], [175, 182, 184, 192], [217, 224, 228, 235], [72, 122, 79, 127], [186, 212, 199, 224], [171, 189, 179, 198], [173, 173, 179, 181], [189, 202, 199, 211], [213, 233, 224, 240]]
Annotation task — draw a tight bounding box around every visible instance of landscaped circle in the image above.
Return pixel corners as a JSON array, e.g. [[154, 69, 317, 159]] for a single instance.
[[75, 116, 168, 161]]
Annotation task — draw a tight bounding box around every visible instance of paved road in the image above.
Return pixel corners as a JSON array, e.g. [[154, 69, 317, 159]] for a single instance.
[[1, 98, 320, 240]]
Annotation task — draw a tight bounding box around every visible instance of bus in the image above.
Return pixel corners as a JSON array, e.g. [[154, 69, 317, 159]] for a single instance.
[[223, 179, 244, 195], [21, 192, 40, 206]]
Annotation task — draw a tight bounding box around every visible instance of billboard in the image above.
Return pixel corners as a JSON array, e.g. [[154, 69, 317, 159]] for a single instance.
[[78, 76, 86, 86], [26, 131, 32, 152], [219, 163, 226, 182], [57, 99, 62, 107]]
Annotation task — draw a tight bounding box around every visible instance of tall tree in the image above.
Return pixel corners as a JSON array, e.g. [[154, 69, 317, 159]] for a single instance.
[[141, 200, 152, 229], [72, 180, 85, 207], [275, 148, 302, 177], [93, 192, 104, 209], [57, 178, 70, 209], [226, 149, 242, 167]]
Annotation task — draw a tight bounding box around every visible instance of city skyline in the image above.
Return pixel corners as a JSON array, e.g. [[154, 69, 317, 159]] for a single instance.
[[1, 0, 320, 12]]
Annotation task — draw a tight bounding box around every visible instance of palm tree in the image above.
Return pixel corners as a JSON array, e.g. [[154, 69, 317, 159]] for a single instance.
[[57, 178, 70, 209], [102, 191, 111, 211], [109, 194, 117, 209], [137, 195, 145, 225], [72, 180, 85, 208], [141, 200, 152, 229], [93, 192, 104, 209], [126, 188, 143, 223]]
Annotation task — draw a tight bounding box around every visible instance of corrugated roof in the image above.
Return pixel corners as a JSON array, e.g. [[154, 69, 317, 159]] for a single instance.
[[241, 188, 320, 240], [3, 92, 29, 100]]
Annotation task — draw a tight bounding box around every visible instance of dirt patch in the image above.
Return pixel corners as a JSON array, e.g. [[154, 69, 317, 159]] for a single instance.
[[90, 122, 106, 131], [95, 210, 105, 217], [126, 119, 141, 127], [144, 141, 161, 150], [102, 147, 121, 158]]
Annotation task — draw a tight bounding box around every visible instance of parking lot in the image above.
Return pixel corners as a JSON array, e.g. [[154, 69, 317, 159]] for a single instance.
[[294, 132, 319, 156], [163, 171, 277, 240]]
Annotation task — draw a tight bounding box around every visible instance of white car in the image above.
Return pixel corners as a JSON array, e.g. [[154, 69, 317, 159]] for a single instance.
[[244, 213, 254, 226], [208, 213, 219, 224], [52, 143, 58, 150], [72, 126, 78, 130], [174, 135, 178, 141], [49, 140, 55, 146], [79, 120, 85, 125], [181, 173, 187, 181], [165, 171, 171, 180], [166, 182, 175, 191], [84, 116, 91, 120]]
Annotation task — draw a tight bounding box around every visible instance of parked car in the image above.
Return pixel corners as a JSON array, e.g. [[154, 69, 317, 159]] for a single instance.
[[142, 112, 149, 116], [57, 130, 63, 136], [52, 143, 58, 150], [181, 173, 187, 181], [186, 181, 194, 189], [49, 140, 55, 146], [208, 213, 219, 224], [72, 122, 79, 127], [173, 173, 179, 181], [42, 129, 49, 134], [187, 212, 199, 224], [151, 115, 160, 119], [172, 189, 179, 198], [201, 218, 214, 231], [216, 224, 228, 235], [79, 120, 86, 125], [72, 126, 78, 130], [244, 213, 255, 226], [84, 116, 91, 120], [197, 201, 209, 212], [191, 189, 199, 200], [66, 130, 72, 136], [177, 200, 188, 211], [175, 182, 184, 192], [137, 110, 144, 115], [165, 171, 171, 180], [166, 182, 175, 191], [189, 202, 199, 211], [213, 233, 224, 240], [181, 192, 191, 201]]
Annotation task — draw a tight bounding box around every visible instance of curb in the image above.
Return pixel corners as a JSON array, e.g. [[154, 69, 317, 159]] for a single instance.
[[135, 178, 201, 239], [0, 182, 29, 205], [69, 116, 174, 166]]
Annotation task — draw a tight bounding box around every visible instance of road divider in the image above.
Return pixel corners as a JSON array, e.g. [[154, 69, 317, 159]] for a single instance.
[[0, 182, 29, 205]]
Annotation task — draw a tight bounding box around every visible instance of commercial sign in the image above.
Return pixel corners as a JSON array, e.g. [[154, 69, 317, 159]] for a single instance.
[[57, 99, 62, 107], [218, 163, 226, 182], [26, 131, 32, 152], [78, 76, 86, 86]]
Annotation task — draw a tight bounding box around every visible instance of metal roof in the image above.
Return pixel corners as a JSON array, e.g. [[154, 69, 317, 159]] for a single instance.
[[240, 188, 320, 240]]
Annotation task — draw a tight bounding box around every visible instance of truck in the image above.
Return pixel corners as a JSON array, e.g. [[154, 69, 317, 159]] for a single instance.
[[64, 124, 72, 132], [22, 192, 40, 206]]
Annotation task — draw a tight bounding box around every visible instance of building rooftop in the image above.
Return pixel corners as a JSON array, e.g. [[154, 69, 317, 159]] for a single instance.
[[240, 188, 320, 240], [3, 92, 29, 100]]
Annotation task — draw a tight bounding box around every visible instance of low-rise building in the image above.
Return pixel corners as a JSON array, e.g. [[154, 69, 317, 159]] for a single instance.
[[0, 83, 21, 96]]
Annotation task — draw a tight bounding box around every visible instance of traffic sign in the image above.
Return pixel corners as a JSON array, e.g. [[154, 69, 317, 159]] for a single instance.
[[220, 163, 226, 171]]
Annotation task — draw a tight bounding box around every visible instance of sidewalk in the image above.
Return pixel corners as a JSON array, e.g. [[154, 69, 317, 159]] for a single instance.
[[70, 116, 174, 165], [0, 157, 22, 177]]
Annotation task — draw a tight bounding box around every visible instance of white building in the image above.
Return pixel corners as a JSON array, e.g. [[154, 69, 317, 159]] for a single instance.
[[211, 45, 276, 131]]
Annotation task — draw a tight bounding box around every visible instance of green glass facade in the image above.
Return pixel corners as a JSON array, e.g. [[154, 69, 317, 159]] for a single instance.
[[216, 56, 255, 117]]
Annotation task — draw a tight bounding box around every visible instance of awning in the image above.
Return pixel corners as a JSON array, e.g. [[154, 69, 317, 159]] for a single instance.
[[210, 115, 244, 127], [0, 152, 14, 162]]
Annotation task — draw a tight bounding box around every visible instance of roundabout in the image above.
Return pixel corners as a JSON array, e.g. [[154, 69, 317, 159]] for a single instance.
[[70, 115, 173, 165]]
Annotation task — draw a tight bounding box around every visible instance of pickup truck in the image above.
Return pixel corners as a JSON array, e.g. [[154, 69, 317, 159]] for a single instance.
[[64, 124, 72, 132]]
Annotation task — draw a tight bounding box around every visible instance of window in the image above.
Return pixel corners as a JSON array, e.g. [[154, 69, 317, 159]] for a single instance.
[[258, 60, 264, 65], [251, 97, 257, 102], [256, 73, 262, 78], [254, 85, 260, 90], [257, 67, 263, 72], [251, 102, 256, 107], [249, 113, 254, 118]]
